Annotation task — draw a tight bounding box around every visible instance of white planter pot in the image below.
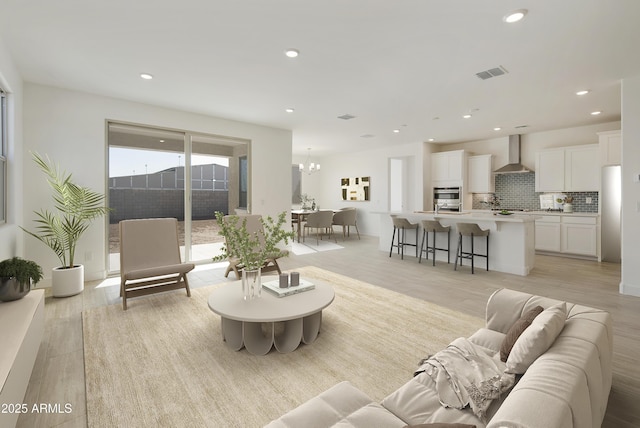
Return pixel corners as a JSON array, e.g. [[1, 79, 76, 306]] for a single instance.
[[52, 265, 84, 297]]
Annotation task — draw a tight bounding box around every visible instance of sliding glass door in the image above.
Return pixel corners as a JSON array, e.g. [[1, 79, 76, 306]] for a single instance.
[[107, 123, 248, 273]]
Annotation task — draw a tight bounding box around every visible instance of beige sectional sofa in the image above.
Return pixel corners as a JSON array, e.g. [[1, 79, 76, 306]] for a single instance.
[[266, 288, 613, 428]]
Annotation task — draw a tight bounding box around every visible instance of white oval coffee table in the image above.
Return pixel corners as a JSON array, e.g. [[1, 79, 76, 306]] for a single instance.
[[208, 280, 335, 355]]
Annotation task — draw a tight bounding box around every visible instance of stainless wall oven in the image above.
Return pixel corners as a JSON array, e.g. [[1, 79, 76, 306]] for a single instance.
[[433, 187, 461, 212]]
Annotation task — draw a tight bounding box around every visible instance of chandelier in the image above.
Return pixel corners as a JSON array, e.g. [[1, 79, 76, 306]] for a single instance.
[[299, 148, 320, 175]]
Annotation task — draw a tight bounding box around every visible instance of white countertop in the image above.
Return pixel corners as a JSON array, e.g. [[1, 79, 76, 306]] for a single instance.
[[510, 210, 599, 217], [406, 210, 538, 223]]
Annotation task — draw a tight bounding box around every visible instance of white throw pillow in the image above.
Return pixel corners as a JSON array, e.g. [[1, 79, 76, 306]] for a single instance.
[[505, 302, 567, 374]]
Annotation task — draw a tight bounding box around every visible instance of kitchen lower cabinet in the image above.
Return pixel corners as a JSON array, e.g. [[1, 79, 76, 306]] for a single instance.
[[535, 215, 598, 258], [561, 217, 598, 257], [535, 216, 561, 252]]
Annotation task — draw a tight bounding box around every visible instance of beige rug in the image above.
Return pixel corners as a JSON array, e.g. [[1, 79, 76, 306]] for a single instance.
[[83, 266, 484, 428]]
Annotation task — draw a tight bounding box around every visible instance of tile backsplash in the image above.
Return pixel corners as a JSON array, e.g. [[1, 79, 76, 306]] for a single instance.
[[471, 172, 599, 213]]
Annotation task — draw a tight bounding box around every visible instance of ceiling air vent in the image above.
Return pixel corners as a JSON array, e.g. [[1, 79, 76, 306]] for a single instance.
[[337, 114, 356, 120], [475, 65, 509, 80]]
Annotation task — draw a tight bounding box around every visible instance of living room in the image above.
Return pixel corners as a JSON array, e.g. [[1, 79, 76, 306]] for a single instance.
[[2, 2, 640, 427]]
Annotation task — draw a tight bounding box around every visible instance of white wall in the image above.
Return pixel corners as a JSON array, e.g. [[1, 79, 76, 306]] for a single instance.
[[0, 36, 24, 261], [23, 83, 292, 284], [300, 141, 425, 237], [621, 76, 640, 296]]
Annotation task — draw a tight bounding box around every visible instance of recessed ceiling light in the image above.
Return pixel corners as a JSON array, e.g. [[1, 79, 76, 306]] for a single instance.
[[159, 139, 165, 143], [285, 108, 295, 113], [285, 49, 299, 58], [591, 111, 602, 115], [393, 129, 400, 133], [428, 138, 435, 142], [463, 114, 472, 119], [576, 90, 590, 96], [503, 9, 527, 23], [494, 127, 502, 131], [337, 113, 356, 120], [140, 73, 153, 80]]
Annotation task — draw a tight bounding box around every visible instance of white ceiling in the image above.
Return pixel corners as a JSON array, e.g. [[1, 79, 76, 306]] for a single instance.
[[1, 0, 639, 156]]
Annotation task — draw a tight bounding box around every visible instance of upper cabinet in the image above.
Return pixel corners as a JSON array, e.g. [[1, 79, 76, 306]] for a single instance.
[[564, 145, 600, 191], [432, 150, 466, 187], [598, 130, 621, 166], [535, 144, 599, 192], [535, 149, 565, 192], [467, 154, 494, 193]]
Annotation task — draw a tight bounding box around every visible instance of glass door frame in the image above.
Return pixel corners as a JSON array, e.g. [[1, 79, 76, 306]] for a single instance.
[[106, 121, 249, 274]]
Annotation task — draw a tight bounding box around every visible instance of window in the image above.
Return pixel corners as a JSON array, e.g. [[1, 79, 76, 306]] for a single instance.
[[0, 88, 7, 224]]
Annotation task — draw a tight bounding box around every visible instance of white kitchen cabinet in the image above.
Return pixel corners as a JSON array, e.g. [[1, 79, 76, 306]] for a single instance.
[[432, 150, 466, 187], [535, 214, 598, 258], [535, 216, 561, 252], [598, 130, 621, 166], [564, 145, 600, 191], [561, 216, 598, 257], [467, 154, 494, 193], [535, 149, 565, 192], [535, 144, 599, 192]]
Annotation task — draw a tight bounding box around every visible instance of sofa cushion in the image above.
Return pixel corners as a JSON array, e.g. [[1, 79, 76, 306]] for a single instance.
[[382, 372, 486, 427], [467, 328, 505, 354], [405, 424, 477, 428], [505, 302, 567, 374], [265, 381, 406, 428], [488, 358, 591, 428], [499, 305, 544, 362]]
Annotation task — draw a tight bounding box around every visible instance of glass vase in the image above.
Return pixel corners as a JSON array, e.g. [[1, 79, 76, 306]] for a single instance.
[[241, 267, 262, 300]]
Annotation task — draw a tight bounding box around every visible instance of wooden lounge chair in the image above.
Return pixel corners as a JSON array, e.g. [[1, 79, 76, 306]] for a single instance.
[[119, 218, 194, 310], [222, 214, 286, 279]]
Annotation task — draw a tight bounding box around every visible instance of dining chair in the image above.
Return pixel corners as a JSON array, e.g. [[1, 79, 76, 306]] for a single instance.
[[332, 208, 360, 240], [303, 210, 336, 245]]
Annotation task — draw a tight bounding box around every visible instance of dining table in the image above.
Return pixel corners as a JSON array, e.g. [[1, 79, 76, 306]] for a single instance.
[[292, 209, 343, 243]]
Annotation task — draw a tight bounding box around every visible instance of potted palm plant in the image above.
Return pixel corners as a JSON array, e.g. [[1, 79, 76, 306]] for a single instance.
[[213, 211, 294, 299], [0, 257, 44, 302], [22, 152, 110, 297]]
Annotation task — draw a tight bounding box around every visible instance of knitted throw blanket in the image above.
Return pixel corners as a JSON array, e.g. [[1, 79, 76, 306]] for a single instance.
[[415, 337, 515, 421]]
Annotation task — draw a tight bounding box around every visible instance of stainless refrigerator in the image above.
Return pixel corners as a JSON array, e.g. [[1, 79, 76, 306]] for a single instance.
[[601, 165, 621, 262]]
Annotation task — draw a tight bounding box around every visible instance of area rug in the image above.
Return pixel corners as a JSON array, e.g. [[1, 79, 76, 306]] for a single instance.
[[82, 266, 484, 428]]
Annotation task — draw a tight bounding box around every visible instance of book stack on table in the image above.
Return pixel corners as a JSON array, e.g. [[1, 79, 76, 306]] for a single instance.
[[262, 279, 315, 297]]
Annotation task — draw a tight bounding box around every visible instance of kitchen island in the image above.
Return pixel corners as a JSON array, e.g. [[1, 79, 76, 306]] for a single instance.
[[378, 211, 539, 276]]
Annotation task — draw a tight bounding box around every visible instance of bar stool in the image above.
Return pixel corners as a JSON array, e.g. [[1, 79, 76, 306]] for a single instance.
[[419, 220, 451, 265], [389, 216, 419, 259], [454, 223, 490, 274]]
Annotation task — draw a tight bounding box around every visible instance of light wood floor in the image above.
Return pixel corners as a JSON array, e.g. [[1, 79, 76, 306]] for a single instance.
[[17, 235, 639, 428]]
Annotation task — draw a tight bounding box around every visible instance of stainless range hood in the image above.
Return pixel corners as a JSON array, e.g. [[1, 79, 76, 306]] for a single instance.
[[494, 134, 533, 174]]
